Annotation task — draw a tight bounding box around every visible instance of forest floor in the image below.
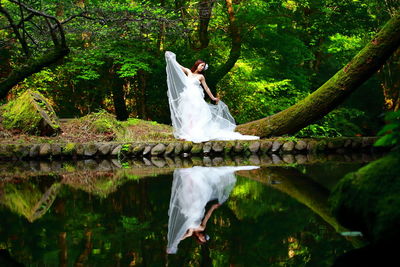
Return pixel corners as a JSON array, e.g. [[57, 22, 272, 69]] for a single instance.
[[0, 113, 175, 144]]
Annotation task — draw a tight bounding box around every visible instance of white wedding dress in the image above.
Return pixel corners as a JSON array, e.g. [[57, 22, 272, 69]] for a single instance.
[[165, 51, 259, 143], [166, 166, 259, 254]]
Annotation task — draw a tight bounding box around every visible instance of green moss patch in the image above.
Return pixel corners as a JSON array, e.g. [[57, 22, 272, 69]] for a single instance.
[[330, 152, 400, 242], [1, 90, 61, 136]]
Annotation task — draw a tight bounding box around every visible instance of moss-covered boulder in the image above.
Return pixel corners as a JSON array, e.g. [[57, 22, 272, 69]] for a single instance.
[[1, 90, 61, 135], [329, 152, 400, 242]]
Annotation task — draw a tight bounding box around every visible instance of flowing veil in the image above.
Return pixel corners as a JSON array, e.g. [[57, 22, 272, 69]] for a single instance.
[[166, 166, 259, 254], [165, 51, 188, 135]]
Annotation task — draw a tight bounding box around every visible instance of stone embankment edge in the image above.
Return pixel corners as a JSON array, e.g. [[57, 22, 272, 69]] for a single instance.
[[0, 137, 386, 161]]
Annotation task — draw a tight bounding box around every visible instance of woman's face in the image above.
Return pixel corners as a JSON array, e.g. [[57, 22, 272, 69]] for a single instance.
[[197, 63, 206, 72]]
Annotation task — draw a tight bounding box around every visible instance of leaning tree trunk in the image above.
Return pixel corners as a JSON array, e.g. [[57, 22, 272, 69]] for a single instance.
[[236, 13, 400, 137]]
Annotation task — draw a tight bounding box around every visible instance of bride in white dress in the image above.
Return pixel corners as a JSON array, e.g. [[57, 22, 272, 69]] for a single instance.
[[165, 51, 259, 143]]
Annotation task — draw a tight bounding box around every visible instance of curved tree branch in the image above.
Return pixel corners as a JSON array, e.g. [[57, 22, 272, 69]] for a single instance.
[[0, 1, 70, 99]]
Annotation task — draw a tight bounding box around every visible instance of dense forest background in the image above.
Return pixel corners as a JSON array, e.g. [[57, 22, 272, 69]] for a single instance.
[[1, 0, 399, 137]]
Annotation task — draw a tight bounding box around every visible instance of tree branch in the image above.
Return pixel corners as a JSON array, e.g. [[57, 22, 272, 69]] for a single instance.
[[0, 4, 30, 56]]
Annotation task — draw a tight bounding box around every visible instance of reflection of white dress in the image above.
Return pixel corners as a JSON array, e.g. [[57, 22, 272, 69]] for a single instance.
[[165, 51, 259, 143], [166, 166, 259, 254]]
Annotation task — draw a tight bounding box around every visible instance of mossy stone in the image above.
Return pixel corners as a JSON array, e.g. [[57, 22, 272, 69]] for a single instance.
[[62, 143, 76, 156], [295, 140, 307, 151], [271, 141, 283, 152], [202, 142, 212, 153], [165, 143, 175, 155], [260, 140, 272, 153], [151, 143, 166, 156], [98, 143, 111, 156], [183, 142, 192, 152], [174, 143, 183, 155], [282, 141, 295, 152], [132, 143, 145, 155], [191, 143, 203, 154], [223, 141, 235, 154], [51, 144, 62, 157], [212, 141, 224, 153], [249, 141, 260, 153], [1, 90, 61, 136], [84, 143, 98, 156], [329, 152, 400, 242]]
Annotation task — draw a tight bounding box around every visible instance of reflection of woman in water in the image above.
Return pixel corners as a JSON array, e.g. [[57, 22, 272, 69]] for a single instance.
[[167, 166, 258, 254]]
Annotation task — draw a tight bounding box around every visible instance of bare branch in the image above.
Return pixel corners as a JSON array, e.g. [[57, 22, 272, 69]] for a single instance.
[[0, 4, 30, 56], [9, 0, 67, 48]]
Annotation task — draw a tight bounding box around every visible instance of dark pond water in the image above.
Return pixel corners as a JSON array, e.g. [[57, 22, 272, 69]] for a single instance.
[[0, 157, 371, 266]]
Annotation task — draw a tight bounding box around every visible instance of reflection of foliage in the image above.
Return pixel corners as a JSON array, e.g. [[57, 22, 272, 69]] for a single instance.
[[62, 171, 122, 198], [374, 110, 400, 149], [229, 177, 286, 220], [220, 62, 307, 124], [121, 216, 149, 232]]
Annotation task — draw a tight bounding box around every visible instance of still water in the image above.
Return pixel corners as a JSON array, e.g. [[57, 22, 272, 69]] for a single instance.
[[0, 157, 371, 266]]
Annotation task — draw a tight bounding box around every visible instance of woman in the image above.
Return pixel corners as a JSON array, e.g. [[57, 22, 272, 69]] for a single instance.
[[166, 166, 259, 254], [165, 51, 259, 143]]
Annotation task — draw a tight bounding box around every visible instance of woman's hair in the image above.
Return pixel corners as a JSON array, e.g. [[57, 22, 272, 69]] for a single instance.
[[190, 59, 206, 73], [193, 231, 210, 244]]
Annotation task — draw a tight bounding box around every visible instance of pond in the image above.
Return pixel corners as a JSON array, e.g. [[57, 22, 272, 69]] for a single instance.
[[0, 154, 376, 266]]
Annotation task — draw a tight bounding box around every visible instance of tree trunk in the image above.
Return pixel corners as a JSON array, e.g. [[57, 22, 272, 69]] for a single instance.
[[198, 0, 214, 49], [109, 65, 128, 121], [136, 70, 147, 119], [207, 0, 241, 91], [0, 43, 12, 80], [111, 80, 129, 121], [236, 13, 400, 137]]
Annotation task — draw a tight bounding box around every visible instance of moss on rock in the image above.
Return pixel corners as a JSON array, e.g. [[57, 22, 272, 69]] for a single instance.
[[1, 90, 61, 136], [329, 152, 400, 242]]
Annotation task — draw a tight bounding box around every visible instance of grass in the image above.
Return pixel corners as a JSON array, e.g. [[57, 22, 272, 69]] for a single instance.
[[0, 111, 174, 144]]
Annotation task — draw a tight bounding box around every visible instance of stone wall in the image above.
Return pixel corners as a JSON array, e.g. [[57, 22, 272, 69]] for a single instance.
[[0, 137, 384, 160]]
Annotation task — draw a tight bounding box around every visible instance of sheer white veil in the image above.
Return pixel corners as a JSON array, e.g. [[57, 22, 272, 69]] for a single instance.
[[166, 166, 259, 254], [165, 51, 188, 138]]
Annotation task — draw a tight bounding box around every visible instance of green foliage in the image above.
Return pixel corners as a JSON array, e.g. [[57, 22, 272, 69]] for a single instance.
[[374, 110, 400, 148], [219, 62, 307, 124], [296, 108, 365, 137], [79, 109, 124, 134], [1, 0, 391, 136]]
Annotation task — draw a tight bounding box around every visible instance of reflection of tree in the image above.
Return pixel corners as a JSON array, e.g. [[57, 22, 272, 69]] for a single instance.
[[237, 167, 346, 233], [236, 167, 366, 252]]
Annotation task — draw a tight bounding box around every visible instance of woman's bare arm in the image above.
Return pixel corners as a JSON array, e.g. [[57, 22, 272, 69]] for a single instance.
[[200, 203, 221, 227], [200, 75, 219, 102], [180, 66, 190, 75], [181, 228, 194, 240]]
